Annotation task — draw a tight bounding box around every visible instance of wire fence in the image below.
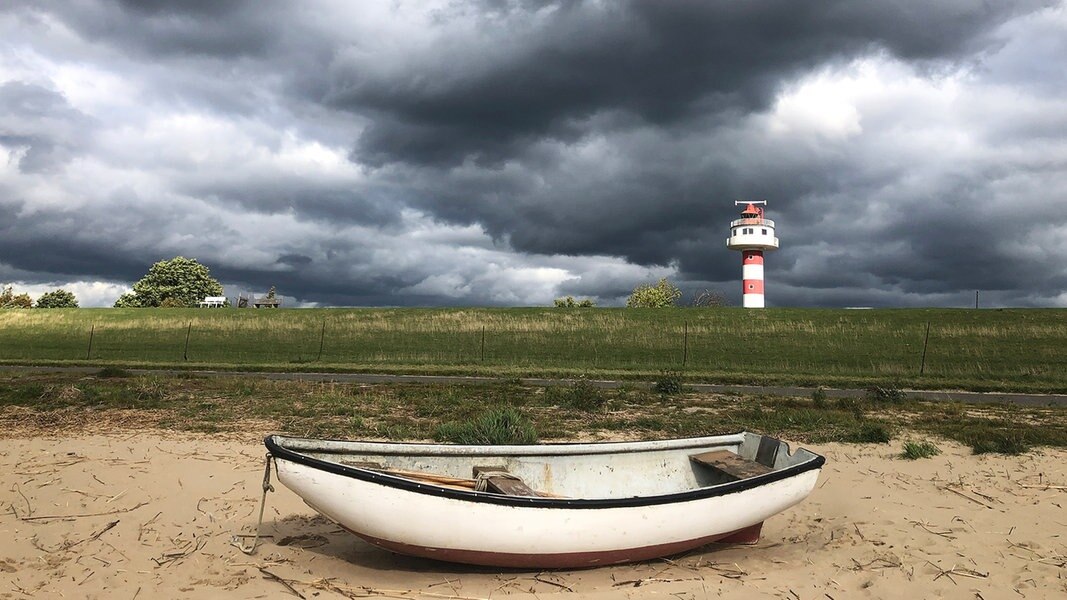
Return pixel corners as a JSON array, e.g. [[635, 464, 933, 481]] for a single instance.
[[2, 308, 1063, 385]]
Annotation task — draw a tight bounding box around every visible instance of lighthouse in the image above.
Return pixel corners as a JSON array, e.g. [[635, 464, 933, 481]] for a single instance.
[[726, 201, 779, 308]]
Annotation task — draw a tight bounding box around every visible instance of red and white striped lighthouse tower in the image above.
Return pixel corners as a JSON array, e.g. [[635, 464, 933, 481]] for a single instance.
[[726, 201, 779, 308]]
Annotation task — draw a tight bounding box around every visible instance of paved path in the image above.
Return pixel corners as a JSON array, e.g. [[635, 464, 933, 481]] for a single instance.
[[1, 365, 1064, 407]]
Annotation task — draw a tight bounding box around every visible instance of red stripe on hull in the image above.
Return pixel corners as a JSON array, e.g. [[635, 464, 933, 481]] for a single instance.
[[342, 522, 765, 569], [743, 279, 764, 294], [742, 250, 764, 265]]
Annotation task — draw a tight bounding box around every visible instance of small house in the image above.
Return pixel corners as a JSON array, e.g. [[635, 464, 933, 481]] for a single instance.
[[253, 296, 280, 308]]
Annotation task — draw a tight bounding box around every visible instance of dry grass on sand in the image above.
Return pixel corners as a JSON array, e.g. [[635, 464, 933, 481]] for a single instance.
[[0, 422, 1064, 599]]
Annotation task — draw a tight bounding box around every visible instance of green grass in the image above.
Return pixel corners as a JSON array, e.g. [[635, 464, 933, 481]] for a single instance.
[[544, 377, 609, 411], [2, 372, 1064, 455], [435, 407, 539, 445], [1, 307, 1066, 392], [96, 366, 133, 378], [900, 440, 941, 459], [653, 370, 684, 395]]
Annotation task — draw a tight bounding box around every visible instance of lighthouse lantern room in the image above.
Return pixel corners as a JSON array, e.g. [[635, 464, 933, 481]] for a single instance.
[[725, 201, 779, 308]]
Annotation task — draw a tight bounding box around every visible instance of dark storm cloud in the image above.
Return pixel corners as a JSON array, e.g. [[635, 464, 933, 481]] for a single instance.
[[180, 178, 404, 227], [312, 0, 1055, 293], [0, 194, 223, 282], [335, 0, 1043, 167], [42, 0, 283, 59], [0, 81, 96, 172], [395, 118, 845, 276], [276, 253, 312, 268], [1, 1, 1065, 308], [0, 223, 145, 283]]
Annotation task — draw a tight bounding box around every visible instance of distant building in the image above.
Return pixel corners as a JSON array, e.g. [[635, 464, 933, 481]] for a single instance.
[[253, 296, 280, 308], [235, 290, 280, 308]]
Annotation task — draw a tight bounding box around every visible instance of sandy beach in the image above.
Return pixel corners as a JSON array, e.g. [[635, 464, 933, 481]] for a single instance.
[[1, 427, 1064, 599]]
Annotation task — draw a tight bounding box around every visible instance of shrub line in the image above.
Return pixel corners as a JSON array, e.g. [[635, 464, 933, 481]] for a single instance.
[[0, 365, 1064, 407]]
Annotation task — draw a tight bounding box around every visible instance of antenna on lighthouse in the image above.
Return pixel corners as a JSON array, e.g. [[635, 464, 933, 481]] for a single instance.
[[725, 201, 779, 308]]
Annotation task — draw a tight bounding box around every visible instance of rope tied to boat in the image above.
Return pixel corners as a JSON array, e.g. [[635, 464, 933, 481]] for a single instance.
[[231, 452, 274, 555], [473, 470, 521, 492]]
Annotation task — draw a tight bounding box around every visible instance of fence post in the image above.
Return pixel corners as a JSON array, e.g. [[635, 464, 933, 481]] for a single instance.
[[480, 326, 486, 362], [317, 319, 327, 361], [86, 324, 95, 360], [683, 320, 689, 367], [919, 321, 931, 375], [183, 323, 192, 361]]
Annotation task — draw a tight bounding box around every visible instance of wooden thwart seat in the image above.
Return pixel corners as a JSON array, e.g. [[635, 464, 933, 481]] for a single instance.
[[690, 450, 773, 481], [339, 460, 557, 497], [473, 466, 538, 496]]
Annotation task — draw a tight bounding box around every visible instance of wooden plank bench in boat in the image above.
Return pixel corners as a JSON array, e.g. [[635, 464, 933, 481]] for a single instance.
[[689, 450, 773, 481], [688, 450, 776, 545], [473, 465, 538, 496], [339, 460, 553, 496], [690, 435, 780, 484]]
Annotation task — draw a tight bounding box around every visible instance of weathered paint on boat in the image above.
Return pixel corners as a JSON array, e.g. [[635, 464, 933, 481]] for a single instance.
[[265, 432, 824, 568]]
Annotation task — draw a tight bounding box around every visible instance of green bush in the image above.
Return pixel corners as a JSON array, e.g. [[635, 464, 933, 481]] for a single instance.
[[553, 296, 596, 308], [96, 366, 132, 378], [626, 278, 682, 308], [435, 407, 538, 445], [0, 285, 33, 308], [563, 377, 607, 411], [35, 289, 79, 308], [811, 387, 827, 408], [653, 370, 683, 395]]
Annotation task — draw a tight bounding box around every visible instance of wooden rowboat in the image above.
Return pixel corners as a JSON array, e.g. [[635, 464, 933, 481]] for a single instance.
[[264, 432, 824, 568]]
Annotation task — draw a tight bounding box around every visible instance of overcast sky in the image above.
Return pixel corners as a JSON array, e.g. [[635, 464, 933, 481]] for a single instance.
[[2, 1, 1065, 308]]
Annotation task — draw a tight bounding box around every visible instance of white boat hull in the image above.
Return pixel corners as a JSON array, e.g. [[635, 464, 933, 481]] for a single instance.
[[267, 433, 824, 568]]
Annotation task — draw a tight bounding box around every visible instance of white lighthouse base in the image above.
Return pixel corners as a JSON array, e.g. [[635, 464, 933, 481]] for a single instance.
[[743, 294, 765, 309]]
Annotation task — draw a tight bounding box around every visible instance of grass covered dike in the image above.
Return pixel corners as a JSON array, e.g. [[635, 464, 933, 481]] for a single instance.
[[1, 307, 1066, 393], [1, 370, 1063, 456]]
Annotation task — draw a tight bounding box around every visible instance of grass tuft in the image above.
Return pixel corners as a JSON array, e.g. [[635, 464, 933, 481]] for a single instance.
[[849, 422, 892, 444], [865, 386, 907, 403], [560, 377, 608, 411], [434, 407, 539, 445], [96, 366, 132, 378], [811, 387, 827, 409], [900, 440, 941, 460], [970, 432, 1030, 455], [653, 370, 683, 395]]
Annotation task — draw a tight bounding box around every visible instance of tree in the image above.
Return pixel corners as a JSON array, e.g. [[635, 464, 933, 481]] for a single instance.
[[113, 293, 140, 308], [554, 296, 596, 308], [35, 289, 79, 308], [691, 289, 730, 307], [626, 278, 682, 308], [0, 285, 33, 309], [114, 257, 223, 308]]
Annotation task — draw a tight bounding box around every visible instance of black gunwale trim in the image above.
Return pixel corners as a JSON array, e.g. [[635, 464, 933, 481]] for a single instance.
[[264, 434, 826, 509]]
